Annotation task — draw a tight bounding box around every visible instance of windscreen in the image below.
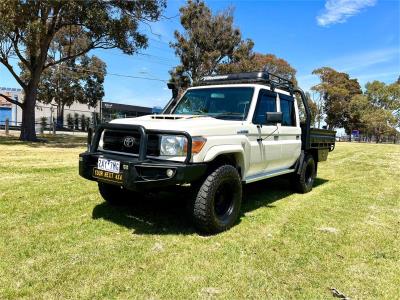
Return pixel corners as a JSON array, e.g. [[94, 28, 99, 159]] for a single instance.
[[173, 87, 254, 120]]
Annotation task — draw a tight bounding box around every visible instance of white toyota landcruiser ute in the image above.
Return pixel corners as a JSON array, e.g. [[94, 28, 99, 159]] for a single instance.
[[79, 71, 335, 233]]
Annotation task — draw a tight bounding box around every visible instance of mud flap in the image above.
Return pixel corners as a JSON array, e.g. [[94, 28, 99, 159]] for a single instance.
[[295, 150, 305, 175]]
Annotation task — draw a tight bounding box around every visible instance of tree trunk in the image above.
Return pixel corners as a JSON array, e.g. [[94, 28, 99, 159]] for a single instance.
[[19, 66, 44, 141], [19, 88, 38, 141]]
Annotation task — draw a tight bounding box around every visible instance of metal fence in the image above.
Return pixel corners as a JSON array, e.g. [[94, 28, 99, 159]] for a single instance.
[[338, 135, 400, 144], [0, 120, 91, 133]]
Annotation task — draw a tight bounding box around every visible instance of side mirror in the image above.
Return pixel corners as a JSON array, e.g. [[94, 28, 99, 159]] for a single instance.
[[167, 82, 178, 99], [265, 112, 282, 125]]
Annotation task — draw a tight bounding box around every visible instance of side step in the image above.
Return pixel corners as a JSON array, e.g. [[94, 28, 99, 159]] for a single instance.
[[244, 168, 295, 184]]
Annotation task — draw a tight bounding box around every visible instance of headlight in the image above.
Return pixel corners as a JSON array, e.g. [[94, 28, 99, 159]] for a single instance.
[[160, 135, 187, 156]]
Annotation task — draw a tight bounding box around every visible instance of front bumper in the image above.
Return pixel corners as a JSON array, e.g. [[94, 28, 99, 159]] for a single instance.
[[79, 152, 207, 191]]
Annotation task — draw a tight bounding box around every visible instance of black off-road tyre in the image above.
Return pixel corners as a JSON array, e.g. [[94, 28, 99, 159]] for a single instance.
[[292, 154, 316, 193], [98, 182, 140, 205], [192, 165, 242, 234]]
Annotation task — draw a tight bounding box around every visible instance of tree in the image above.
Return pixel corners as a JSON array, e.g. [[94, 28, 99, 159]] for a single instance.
[[348, 80, 399, 142], [365, 80, 400, 126], [25, 52, 106, 128], [312, 92, 325, 129], [311, 67, 362, 132], [305, 92, 318, 126], [0, 0, 166, 141], [170, 0, 253, 85], [219, 53, 298, 86]]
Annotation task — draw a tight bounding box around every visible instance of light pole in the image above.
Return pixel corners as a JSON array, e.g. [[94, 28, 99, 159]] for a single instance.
[[50, 103, 57, 134]]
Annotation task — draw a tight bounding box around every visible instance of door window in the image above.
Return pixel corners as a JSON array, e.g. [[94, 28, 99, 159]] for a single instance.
[[280, 94, 296, 126], [253, 90, 277, 124]]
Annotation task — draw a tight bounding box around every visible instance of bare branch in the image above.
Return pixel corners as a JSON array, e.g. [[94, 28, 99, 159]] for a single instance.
[[0, 57, 27, 90], [0, 93, 23, 108], [43, 47, 92, 69], [7, 32, 31, 71], [0, 40, 13, 58], [43, 36, 116, 70]]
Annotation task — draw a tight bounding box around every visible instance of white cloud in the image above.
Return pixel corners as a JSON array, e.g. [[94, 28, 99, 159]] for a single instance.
[[297, 47, 399, 91], [326, 47, 399, 72], [317, 0, 377, 27]]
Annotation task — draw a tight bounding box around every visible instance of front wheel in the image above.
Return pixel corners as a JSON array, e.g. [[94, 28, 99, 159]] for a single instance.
[[292, 154, 316, 193], [191, 165, 242, 234]]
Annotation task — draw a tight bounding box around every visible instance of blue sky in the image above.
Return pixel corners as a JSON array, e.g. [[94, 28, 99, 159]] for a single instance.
[[0, 0, 399, 108]]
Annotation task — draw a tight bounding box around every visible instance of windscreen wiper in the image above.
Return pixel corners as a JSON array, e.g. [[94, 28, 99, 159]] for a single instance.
[[213, 112, 244, 119]]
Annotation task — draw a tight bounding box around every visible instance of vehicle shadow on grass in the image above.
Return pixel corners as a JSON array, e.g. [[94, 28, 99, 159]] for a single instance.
[[92, 177, 328, 236]]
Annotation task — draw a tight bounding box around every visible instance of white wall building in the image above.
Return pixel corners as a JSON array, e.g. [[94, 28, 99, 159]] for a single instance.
[[0, 86, 99, 129]]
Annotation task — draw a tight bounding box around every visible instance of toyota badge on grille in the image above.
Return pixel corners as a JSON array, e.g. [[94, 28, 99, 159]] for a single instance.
[[123, 136, 136, 148]]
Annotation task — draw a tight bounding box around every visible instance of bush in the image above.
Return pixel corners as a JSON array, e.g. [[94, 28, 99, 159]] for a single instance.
[[74, 113, 80, 130], [40, 116, 48, 134], [80, 114, 87, 132], [86, 116, 91, 130], [66, 113, 74, 130]]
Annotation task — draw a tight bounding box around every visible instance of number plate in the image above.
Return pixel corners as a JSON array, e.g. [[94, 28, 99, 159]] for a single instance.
[[93, 168, 123, 184], [97, 158, 120, 173]]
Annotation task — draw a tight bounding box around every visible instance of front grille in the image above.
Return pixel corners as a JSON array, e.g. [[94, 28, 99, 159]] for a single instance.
[[102, 130, 160, 156]]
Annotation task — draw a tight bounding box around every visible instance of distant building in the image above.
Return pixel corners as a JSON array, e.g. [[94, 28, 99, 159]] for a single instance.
[[1, 86, 161, 129], [0, 87, 23, 125], [152, 106, 163, 114], [0, 87, 100, 128], [35, 102, 99, 129], [101, 101, 160, 122]]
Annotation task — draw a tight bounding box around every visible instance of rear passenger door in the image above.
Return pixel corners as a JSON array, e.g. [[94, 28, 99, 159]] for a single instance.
[[278, 93, 301, 169]]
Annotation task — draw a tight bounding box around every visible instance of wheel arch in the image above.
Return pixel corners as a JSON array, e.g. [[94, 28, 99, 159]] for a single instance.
[[203, 145, 245, 178]]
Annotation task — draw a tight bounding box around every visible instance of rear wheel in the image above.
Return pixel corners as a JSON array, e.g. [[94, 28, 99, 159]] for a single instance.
[[191, 165, 242, 234], [292, 154, 316, 193], [98, 182, 140, 205]]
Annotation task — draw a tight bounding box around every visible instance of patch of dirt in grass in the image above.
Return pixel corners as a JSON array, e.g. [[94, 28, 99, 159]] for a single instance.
[[318, 226, 339, 234], [199, 287, 221, 298], [151, 242, 164, 252]]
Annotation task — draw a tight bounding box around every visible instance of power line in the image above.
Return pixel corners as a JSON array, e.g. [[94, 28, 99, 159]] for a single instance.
[[95, 49, 177, 67], [148, 43, 175, 53], [55, 64, 169, 82], [136, 51, 175, 62], [148, 36, 171, 46], [95, 50, 176, 68], [7, 55, 170, 82]]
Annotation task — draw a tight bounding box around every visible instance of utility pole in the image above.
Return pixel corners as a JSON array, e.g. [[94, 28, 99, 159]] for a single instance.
[[50, 104, 57, 135]]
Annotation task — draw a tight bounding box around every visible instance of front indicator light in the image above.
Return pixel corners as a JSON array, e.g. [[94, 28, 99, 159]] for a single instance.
[[191, 137, 207, 154]]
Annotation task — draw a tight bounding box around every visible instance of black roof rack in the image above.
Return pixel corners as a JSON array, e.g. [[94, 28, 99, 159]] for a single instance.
[[197, 71, 295, 93]]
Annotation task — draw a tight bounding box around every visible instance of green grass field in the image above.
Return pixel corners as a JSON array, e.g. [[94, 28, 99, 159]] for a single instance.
[[0, 135, 399, 299]]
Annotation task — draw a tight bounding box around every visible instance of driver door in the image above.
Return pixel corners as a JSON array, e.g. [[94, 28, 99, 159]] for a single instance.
[[247, 89, 281, 176]]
